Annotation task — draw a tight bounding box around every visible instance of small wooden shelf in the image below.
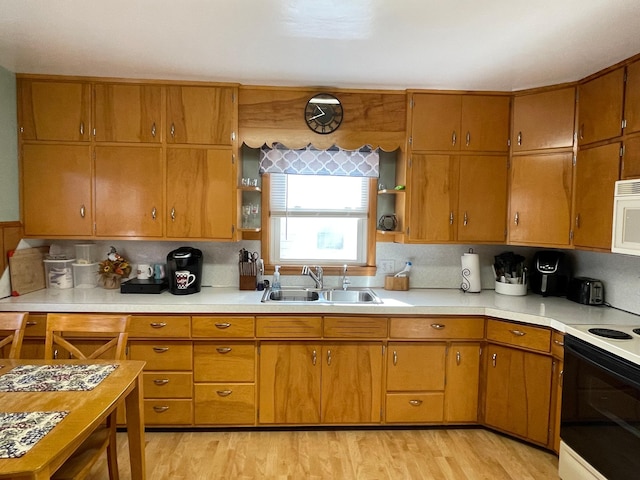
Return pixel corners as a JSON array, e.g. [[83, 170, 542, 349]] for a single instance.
[[376, 230, 404, 243], [377, 189, 405, 195], [238, 186, 262, 193]]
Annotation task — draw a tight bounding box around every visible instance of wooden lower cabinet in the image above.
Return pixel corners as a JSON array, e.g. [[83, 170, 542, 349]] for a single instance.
[[194, 384, 255, 425], [259, 341, 383, 424], [445, 343, 481, 423], [484, 343, 553, 445]]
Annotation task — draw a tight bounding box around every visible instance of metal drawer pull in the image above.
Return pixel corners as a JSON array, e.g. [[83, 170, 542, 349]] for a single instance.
[[153, 347, 169, 353], [312, 349, 317, 366], [80, 205, 86, 218], [150, 322, 167, 328], [26, 321, 38, 326], [327, 349, 332, 366], [463, 212, 468, 226], [456, 351, 461, 366], [393, 350, 398, 366], [517, 131, 522, 146], [509, 329, 526, 336], [452, 131, 457, 146], [171, 207, 176, 221], [554, 339, 565, 346], [151, 207, 157, 220], [449, 211, 454, 225], [153, 406, 169, 413], [151, 122, 156, 137], [430, 323, 445, 330], [465, 131, 470, 146], [170, 123, 176, 137], [216, 390, 232, 397], [215, 322, 231, 329], [153, 379, 170, 385], [514, 212, 520, 225], [79, 122, 84, 136], [409, 399, 423, 407], [216, 347, 232, 354], [492, 353, 497, 367]]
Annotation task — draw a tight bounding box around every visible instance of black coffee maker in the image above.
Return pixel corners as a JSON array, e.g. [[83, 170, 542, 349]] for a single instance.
[[530, 251, 571, 297], [167, 247, 203, 295]]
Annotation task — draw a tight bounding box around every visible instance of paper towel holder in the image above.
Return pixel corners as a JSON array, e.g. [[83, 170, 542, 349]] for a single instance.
[[461, 248, 481, 293]]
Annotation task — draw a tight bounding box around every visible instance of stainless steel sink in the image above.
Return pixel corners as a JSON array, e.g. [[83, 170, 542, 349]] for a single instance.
[[261, 287, 381, 304]]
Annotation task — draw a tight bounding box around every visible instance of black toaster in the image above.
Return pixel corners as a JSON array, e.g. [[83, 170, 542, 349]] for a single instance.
[[567, 277, 604, 305]]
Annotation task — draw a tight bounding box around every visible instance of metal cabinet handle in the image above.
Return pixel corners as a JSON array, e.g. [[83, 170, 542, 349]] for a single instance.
[[216, 347, 232, 354], [150, 322, 167, 328], [215, 323, 231, 329], [170, 123, 176, 138], [575, 214, 580, 228], [465, 131, 470, 146], [312, 349, 317, 366], [153, 406, 169, 413], [393, 350, 398, 366], [449, 212, 454, 225], [509, 329, 526, 337], [153, 347, 169, 353], [92, 128, 96, 137], [151, 122, 157, 138], [430, 323, 445, 330], [514, 212, 519, 226], [26, 321, 38, 327], [409, 399, 423, 407], [327, 349, 332, 366], [579, 123, 584, 140], [171, 207, 176, 221], [456, 351, 461, 366], [517, 131, 522, 146], [463, 212, 468, 226], [554, 339, 565, 347], [79, 122, 84, 136], [80, 205, 86, 218], [153, 379, 170, 385], [492, 353, 497, 367], [152, 207, 157, 220], [452, 131, 457, 146], [216, 390, 232, 397]]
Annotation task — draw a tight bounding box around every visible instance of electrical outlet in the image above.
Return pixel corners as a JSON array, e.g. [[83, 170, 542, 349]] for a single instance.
[[379, 260, 395, 274]]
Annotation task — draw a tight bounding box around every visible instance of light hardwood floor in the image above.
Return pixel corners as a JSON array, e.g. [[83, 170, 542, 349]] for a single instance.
[[87, 428, 559, 480]]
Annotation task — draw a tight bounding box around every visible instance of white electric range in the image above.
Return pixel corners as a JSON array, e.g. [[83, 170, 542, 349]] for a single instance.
[[565, 323, 640, 365]]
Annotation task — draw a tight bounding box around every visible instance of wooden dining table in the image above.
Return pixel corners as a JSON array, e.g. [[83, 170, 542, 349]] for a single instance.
[[0, 359, 146, 480]]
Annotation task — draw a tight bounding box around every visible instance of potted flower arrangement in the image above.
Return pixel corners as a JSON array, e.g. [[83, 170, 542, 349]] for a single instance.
[[98, 246, 131, 289]]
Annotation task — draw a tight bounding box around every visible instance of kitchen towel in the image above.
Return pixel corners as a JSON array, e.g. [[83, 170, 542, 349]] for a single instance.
[[461, 252, 481, 292]]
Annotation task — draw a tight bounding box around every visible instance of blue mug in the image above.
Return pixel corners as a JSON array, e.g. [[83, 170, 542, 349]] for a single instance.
[[154, 263, 166, 280]]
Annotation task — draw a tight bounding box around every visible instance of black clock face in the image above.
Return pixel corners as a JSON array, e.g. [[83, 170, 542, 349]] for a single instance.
[[305, 93, 343, 134]]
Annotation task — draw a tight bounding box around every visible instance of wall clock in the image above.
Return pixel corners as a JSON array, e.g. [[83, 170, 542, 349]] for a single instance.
[[304, 93, 343, 134]]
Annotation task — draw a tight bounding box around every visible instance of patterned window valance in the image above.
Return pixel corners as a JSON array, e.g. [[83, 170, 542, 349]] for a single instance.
[[259, 143, 379, 177]]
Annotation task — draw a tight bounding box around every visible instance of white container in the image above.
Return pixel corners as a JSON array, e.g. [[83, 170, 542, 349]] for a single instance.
[[74, 244, 98, 264], [44, 259, 75, 289], [495, 280, 527, 296], [73, 262, 99, 288]]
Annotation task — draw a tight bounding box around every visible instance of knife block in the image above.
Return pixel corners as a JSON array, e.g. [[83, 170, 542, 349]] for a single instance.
[[384, 275, 409, 291]]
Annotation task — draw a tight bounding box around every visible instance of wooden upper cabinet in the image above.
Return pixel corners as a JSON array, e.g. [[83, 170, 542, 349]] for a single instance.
[[573, 143, 621, 250], [624, 60, 640, 135], [166, 86, 236, 145], [578, 68, 625, 145], [94, 84, 162, 143], [622, 135, 640, 179], [166, 148, 235, 239], [509, 153, 573, 246], [22, 144, 92, 236], [20, 80, 91, 141], [94, 146, 164, 237], [512, 87, 576, 151], [410, 94, 509, 152]]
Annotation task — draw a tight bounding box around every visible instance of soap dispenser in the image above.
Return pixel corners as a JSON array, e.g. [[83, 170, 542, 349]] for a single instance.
[[272, 265, 281, 292]]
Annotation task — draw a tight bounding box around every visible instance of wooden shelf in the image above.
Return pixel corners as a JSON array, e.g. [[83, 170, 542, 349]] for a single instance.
[[377, 189, 405, 195], [376, 230, 404, 243], [238, 186, 262, 193]]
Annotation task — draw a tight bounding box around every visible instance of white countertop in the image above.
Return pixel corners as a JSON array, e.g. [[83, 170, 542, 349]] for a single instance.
[[2, 286, 640, 363]]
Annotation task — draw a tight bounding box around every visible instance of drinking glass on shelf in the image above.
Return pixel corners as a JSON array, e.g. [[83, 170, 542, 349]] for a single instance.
[[242, 204, 251, 228], [250, 203, 260, 228]]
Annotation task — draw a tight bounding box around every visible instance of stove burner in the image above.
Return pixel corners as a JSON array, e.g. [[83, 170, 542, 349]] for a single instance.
[[633, 328, 640, 336], [588, 328, 633, 340]]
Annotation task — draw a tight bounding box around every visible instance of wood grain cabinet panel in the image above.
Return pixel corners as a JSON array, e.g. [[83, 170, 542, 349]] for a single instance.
[[445, 343, 480, 423], [389, 317, 484, 339], [193, 342, 255, 382], [128, 341, 192, 370], [19, 80, 91, 141], [256, 316, 322, 338], [622, 135, 640, 179], [625, 60, 640, 135], [578, 68, 625, 145], [486, 319, 551, 353], [144, 399, 193, 425], [386, 393, 444, 423], [411, 94, 462, 152], [323, 316, 387, 338], [143, 372, 193, 398], [94, 83, 161, 142], [194, 384, 255, 425], [386, 342, 446, 391], [192, 316, 255, 338], [128, 315, 191, 338]]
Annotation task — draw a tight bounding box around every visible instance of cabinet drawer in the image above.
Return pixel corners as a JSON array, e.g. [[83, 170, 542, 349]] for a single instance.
[[389, 317, 484, 339], [129, 341, 192, 370], [256, 316, 322, 338], [385, 393, 444, 423], [323, 316, 387, 338], [193, 342, 255, 382], [128, 315, 190, 338], [192, 316, 255, 338], [551, 331, 565, 358], [194, 384, 255, 425], [486, 319, 551, 353], [143, 372, 193, 398], [144, 399, 193, 425], [24, 313, 47, 337]]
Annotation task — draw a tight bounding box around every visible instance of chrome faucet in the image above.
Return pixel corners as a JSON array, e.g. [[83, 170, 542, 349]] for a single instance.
[[302, 265, 323, 289], [342, 264, 351, 290]]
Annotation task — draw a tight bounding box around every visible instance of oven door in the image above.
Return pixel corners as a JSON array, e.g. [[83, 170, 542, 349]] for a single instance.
[[561, 335, 640, 479]]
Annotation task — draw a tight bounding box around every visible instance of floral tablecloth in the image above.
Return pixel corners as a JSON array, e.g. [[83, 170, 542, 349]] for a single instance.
[[0, 411, 69, 458], [0, 364, 118, 392]]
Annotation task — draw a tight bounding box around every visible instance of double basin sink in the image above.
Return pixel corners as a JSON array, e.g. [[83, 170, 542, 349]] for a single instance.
[[261, 287, 382, 305]]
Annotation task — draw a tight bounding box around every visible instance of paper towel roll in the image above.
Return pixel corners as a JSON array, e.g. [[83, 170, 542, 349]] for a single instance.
[[461, 253, 481, 292]]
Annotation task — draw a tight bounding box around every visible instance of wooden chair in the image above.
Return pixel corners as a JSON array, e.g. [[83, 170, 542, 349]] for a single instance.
[[45, 313, 131, 480], [0, 312, 28, 359]]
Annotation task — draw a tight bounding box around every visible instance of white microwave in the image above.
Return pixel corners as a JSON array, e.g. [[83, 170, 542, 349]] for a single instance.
[[612, 179, 640, 255]]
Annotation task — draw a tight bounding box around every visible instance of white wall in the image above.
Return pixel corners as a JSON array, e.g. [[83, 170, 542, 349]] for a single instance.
[[0, 66, 18, 221]]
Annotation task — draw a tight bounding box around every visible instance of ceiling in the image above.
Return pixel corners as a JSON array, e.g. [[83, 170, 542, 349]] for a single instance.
[[1, 0, 640, 92]]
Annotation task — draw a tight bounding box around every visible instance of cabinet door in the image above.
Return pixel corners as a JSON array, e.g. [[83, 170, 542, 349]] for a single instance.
[[512, 87, 576, 151], [484, 344, 552, 445], [22, 144, 92, 236], [94, 84, 161, 142], [445, 343, 480, 423], [508, 153, 573, 246], [573, 143, 621, 249], [457, 155, 508, 242], [166, 86, 235, 145], [166, 148, 235, 239], [410, 94, 461, 151], [624, 60, 640, 135], [258, 342, 321, 424], [407, 154, 456, 242], [387, 343, 445, 391], [20, 80, 91, 141], [460, 96, 510, 152], [94, 146, 164, 237], [578, 68, 625, 145], [321, 343, 382, 423], [622, 135, 640, 179]]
